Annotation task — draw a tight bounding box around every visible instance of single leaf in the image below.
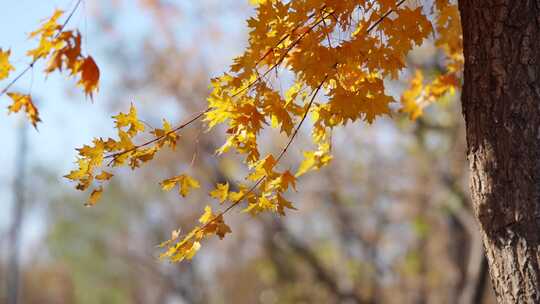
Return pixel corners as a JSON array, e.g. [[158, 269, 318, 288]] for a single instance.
[[26, 10, 65, 61], [199, 205, 214, 224], [160, 174, 200, 197], [276, 194, 297, 216], [296, 143, 332, 177], [247, 154, 277, 181], [279, 170, 297, 191], [78, 56, 100, 98], [7, 92, 41, 128], [95, 171, 114, 181], [85, 186, 103, 207], [29, 9, 64, 39], [184, 241, 201, 260], [179, 175, 200, 197], [210, 182, 229, 203], [0, 49, 15, 80], [113, 103, 144, 137], [215, 216, 232, 239]]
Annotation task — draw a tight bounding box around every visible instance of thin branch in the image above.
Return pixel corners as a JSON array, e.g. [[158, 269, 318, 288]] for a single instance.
[[277, 74, 328, 162], [227, 74, 326, 213], [366, 0, 407, 33], [253, 6, 325, 68], [0, 0, 83, 97], [172, 75, 329, 252], [105, 108, 208, 166], [322, 18, 334, 49]]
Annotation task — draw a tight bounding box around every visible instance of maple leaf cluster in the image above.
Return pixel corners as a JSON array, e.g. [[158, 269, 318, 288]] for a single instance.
[[64, 104, 184, 206], [58, 0, 463, 263], [0, 8, 100, 128], [400, 0, 462, 119], [157, 0, 461, 262]]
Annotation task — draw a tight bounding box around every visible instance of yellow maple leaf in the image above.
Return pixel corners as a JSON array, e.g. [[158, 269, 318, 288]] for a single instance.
[[27, 10, 65, 61], [85, 186, 103, 207], [179, 175, 200, 197], [152, 118, 179, 149], [296, 143, 333, 177], [247, 154, 277, 181], [160, 174, 200, 197], [243, 195, 275, 215], [400, 70, 459, 120], [210, 182, 229, 203], [95, 171, 114, 181], [0, 49, 14, 80], [199, 210, 232, 239], [271, 170, 297, 192], [29, 9, 64, 39], [248, 0, 267, 5], [228, 184, 250, 203], [160, 176, 178, 191], [400, 70, 425, 120], [184, 241, 201, 260], [7, 92, 41, 128], [64, 159, 90, 181], [76, 138, 105, 167], [199, 205, 214, 224], [276, 194, 296, 216], [113, 103, 145, 137], [129, 146, 158, 169], [163, 234, 202, 262]]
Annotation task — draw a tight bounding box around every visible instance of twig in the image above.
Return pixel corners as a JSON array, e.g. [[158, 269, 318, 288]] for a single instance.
[[366, 0, 407, 33], [232, 9, 335, 98], [174, 74, 329, 251], [253, 6, 325, 68], [0, 0, 83, 97], [105, 108, 208, 166], [277, 74, 328, 162]]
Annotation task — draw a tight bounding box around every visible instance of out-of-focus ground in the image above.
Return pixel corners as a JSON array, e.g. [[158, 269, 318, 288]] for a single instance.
[[1, 1, 495, 303]]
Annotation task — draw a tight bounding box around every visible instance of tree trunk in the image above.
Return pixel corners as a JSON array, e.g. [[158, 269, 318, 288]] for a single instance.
[[458, 1, 540, 302]]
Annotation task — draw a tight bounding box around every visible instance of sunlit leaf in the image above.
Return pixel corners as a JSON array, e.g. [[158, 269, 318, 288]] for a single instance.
[[160, 174, 201, 197], [85, 186, 103, 207], [7, 92, 41, 128], [0, 49, 14, 80]]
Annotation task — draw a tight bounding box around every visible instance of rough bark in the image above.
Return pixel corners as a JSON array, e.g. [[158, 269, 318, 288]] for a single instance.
[[458, 1, 540, 302]]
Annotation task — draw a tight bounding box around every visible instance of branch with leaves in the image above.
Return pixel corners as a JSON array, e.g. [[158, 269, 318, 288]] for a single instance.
[[0, 0, 100, 128], [1, 0, 463, 263]]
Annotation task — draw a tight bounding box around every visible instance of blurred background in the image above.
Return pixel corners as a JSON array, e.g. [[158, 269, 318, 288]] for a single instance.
[[0, 1, 496, 303]]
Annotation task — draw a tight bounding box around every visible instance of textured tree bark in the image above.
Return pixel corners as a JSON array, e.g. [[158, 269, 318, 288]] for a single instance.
[[458, 1, 540, 302]]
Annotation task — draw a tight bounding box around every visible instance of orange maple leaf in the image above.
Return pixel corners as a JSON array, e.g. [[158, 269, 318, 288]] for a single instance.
[[7, 92, 41, 128], [78, 56, 100, 98]]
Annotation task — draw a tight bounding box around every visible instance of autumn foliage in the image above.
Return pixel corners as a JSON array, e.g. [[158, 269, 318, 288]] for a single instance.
[[0, 7, 100, 128], [1, 0, 462, 263]]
